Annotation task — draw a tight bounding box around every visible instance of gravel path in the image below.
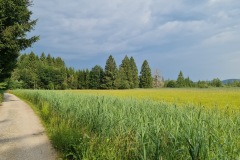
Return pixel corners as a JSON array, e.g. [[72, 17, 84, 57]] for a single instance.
[[0, 93, 57, 160]]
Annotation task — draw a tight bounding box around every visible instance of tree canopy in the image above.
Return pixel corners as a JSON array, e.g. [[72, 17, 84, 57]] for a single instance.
[[0, 0, 39, 82]]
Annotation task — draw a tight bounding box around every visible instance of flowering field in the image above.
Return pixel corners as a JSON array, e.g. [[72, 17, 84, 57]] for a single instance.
[[11, 89, 240, 159], [69, 88, 240, 109]]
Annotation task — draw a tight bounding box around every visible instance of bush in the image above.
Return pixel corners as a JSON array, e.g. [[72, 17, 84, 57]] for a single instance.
[[166, 80, 177, 88]]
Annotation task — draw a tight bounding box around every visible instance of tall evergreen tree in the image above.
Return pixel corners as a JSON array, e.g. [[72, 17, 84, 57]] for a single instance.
[[129, 57, 139, 88], [66, 67, 78, 89], [84, 69, 90, 89], [116, 66, 130, 89], [40, 52, 46, 63], [101, 55, 118, 89], [26, 52, 38, 89], [77, 70, 86, 89], [89, 65, 104, 89], [176, 71, 185, 87], [118, 56, 132, 89], [0, 0, 39, 82], [46, 54, 53, 66], [185, 76, 193, 87], [139, 60, 152, 88]]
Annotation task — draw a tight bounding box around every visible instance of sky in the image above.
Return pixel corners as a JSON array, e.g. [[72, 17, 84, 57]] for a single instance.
[[25, 0, 240, 81]]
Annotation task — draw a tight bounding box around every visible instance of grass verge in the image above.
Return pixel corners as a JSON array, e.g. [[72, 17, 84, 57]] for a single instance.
[[0, 90, 4, 104]]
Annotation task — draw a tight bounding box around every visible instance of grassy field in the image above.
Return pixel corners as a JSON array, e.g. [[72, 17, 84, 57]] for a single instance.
[[11, 89, 240, 159]]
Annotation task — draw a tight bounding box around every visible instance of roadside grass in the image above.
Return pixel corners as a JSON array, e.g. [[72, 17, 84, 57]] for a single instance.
[[0, 82, 7, 104], [0, 90, 4, 104], [11, 90, 240, 160]]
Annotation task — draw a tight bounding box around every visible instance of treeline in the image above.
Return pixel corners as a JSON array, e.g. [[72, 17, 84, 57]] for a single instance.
[[164, 71, 240, 88], [8, 52, 240, 90], [9, 52, 153, 90]]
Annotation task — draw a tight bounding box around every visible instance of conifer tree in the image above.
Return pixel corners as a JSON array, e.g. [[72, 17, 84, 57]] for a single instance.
[[77, 70, 86, 89], [84, 69, 90, 89], [176, 71, 185, 87], [89, 65, 104, 89], [10, 52, 67, 89], [40, 52, 46, 63], [101, 55, 118, 89], [0, 0, 39, 82], [118, 56, 132, 89], [116, 66, 129, 89], [130, 57, 139, 88], [139, 60, 152, 88]]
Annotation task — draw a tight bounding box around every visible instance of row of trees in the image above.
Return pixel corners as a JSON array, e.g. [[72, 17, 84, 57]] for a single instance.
[[164, 71, 234, 88], [9, 53, 153, 89], [8, 52, 240, 89]]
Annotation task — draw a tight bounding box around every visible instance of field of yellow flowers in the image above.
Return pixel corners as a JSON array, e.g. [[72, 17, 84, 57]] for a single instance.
[[69, 88, 240, 109]]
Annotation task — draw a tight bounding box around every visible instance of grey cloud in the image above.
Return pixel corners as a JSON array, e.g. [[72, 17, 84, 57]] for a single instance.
[[26, 0, 240, 80]]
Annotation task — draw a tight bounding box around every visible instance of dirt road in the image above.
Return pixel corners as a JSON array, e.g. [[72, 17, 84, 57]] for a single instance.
[[0, 93, 57, 160]]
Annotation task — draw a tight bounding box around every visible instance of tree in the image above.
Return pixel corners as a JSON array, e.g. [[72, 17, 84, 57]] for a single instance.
[[197, 80, 209, 88], [0, 0, 39, 82], [153, 69, 164, 88], [176, 71, 185, 87], [118, 56, 132, 89], [130, 57, 139, 88], [66, 67, 78, 89], [40, 52, 46, 62], [77, 70, 86, 89], [10, 52, 67, 89], [185, 76, 194, 88], [101, 55, 118, 89], [26, 52, 39, 89], [166, 80, 177, 88], [211, 78, 223, 87], [139, 60, 152, 88], [89, 65, 104, 89]]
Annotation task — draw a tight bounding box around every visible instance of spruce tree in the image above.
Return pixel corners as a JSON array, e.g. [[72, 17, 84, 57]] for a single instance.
[[84, 69, 90, 89], [130, 57, 139, 88], [0, 0, 39, 82], [27, 52, 38, 89], [40, 52, 46, 62], [139, 60, 152, 88], [101, 55, 118, 89], [116, 66, 130, 89], [77, 70, 86, 89], [118, 56, 132, 89], [176, 71, 185, 87], [89, 65, 104, 89]]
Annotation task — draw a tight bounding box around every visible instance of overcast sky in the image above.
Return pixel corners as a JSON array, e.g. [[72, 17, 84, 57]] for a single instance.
[[26, 0, 240, 81]]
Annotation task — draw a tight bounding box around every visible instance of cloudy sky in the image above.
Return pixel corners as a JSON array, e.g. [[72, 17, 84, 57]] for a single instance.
[[26, 0, 240, 81]]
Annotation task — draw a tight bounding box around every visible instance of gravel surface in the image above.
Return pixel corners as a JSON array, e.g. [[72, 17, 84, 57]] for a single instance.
[[0, 93, 57, 160]]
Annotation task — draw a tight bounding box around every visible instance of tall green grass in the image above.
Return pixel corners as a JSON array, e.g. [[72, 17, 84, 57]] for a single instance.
[[0, 90, 4, 104], [12, 90, 240, 159]]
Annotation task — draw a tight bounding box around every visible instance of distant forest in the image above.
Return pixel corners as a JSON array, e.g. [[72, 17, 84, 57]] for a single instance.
[[9, 52, 152, 90], [7, 52, 240, 90]]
